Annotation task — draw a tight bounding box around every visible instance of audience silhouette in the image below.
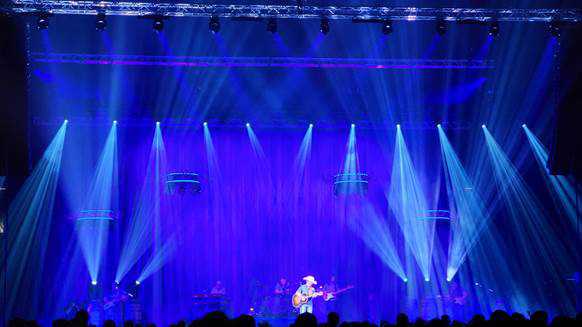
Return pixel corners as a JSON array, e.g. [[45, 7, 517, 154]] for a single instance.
[[7, 309, 582, 327]]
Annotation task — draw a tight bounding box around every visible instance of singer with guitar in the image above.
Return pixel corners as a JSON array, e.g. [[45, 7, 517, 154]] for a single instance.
[[292, 275, 320, 314]]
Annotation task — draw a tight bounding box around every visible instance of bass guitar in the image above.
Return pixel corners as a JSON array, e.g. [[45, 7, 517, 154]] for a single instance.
[[292, 285, 355, 308]]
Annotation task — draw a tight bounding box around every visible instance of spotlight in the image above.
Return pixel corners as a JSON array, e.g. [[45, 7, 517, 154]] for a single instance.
[[424, 277, 430, 282], [351, 123, 355, 128], [446, 278, 452, 282], [91, 280, 98, 286], [436, 19, 447, 36], [437, 123, 441, 128], [403, 278, 408, 283], [203, 121, 208, 126], [135, 280, 141, 285], [95, 13, 107, 31], [64, 119, 69, 124], [309, 123, 313, 128], [320, 18, 330, 35], [37, 14, 50, 30], [113, 120, 117, 125], [266, 18, 277, 34], [522, 123, 527, 128], [396, 123, 400, 128], [153, 17, 164, 33], [209, 16, 220, 34], [548, 20, 561, 37], [488, 21, 500, 37], [481, 124, 486, 128], [156, 121, 160, 125], [381, 20, 393, 35], [246, 122, 251, 128]]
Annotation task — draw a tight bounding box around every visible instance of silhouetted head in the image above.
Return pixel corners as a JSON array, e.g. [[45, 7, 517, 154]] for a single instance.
[[511, 312, 526, 321], [295, 313, 317, 327], [104, 320, 116, 327], [490, 310, 510, 321], [396, 313, 409, 326], [233, 314, 256, 327], [73, 310, 90, 327], [327, 312, 340, 327], [531, 310, 549, 324]]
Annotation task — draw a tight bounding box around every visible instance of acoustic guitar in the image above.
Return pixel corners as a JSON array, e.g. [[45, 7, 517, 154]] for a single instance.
[[292, 291, 323, 308]]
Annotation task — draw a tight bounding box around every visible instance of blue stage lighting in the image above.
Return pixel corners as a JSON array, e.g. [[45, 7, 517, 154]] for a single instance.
[[437, 123, 441, 128], [481, 124, 486, 128], [396, 124, 400, 128], [156, 121, 160, 125], [309, 123, 313, 128], [64, 119, 68, 124], [424, 277, 430, 282], [203, 121, 208, 126], [135, 280, 140, 285], [403, 278, 408, 283], [246, 122, 251, 127], [113, 120, 117, 125], [522, 123, 527, 128], [209, 16, 220, 34], [320, 18, 330, 35], [91, 280, 97, 286], [351, 123, 355, 128]]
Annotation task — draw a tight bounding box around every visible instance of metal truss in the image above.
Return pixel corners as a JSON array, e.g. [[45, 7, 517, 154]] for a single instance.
[[8, 1, 582, 22], [30, 52, 495, 70]]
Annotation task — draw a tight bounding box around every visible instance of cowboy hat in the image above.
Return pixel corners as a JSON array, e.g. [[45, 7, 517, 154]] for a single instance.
[[302, 275, 317, 285]]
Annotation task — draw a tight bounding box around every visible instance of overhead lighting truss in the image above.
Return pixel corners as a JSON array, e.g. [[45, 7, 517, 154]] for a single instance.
[[6, 1, 582, 22], [30, 52, 495, 70]]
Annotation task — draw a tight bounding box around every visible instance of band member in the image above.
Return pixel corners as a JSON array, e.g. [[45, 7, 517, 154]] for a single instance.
[[323, 275, 338, 294], [210, 280, 226, 296], [322, 276, 338, 312], [274, 277, 291, 296], [294, 275, 318, 314]]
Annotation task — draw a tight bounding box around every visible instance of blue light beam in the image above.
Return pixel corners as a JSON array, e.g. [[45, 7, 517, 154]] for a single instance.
[[437, 126, 490, 281], [115, 123, 166, 283], [3, 122, 67, 318], [388, 126, 435, 280]]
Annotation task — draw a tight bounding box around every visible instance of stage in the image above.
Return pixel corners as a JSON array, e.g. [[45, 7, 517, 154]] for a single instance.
[[1, 1, 581, 326]]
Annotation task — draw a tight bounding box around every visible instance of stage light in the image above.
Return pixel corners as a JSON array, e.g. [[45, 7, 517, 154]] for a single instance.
[[548, 20, 561, 37], [436, 19, 447, 35], [403, 278, 408, 283], [203, 121, 208, 126], [37, 14, 50, 30], [424, 277, 430, 282], [447, 278, 452, 282], [246, 122, 251, 127], [437, 123, 441, 128], [488, 21, 500, 37], [153, 18, 164, 33], [309, 123, 313, 128], [481, 124, 486, 128], [64, 119, 68, 124], [209, 16, 220, 34], [396, 124, 400, 128], [156, 121, 160, 125], [382, 20, 393, 35], [522, 123, 527, 128], [351, 123, 355, 128], [91, 280, 97, 286], [135, 280, 140, 285], [113, 120, 118, 125], [320, 18, 330, 35], [266, 18, 277, 34], [95, 13, 107, 31]]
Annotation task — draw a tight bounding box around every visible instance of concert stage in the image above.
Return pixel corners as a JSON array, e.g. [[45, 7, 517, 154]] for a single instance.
[[1, 1, 581, 326]]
